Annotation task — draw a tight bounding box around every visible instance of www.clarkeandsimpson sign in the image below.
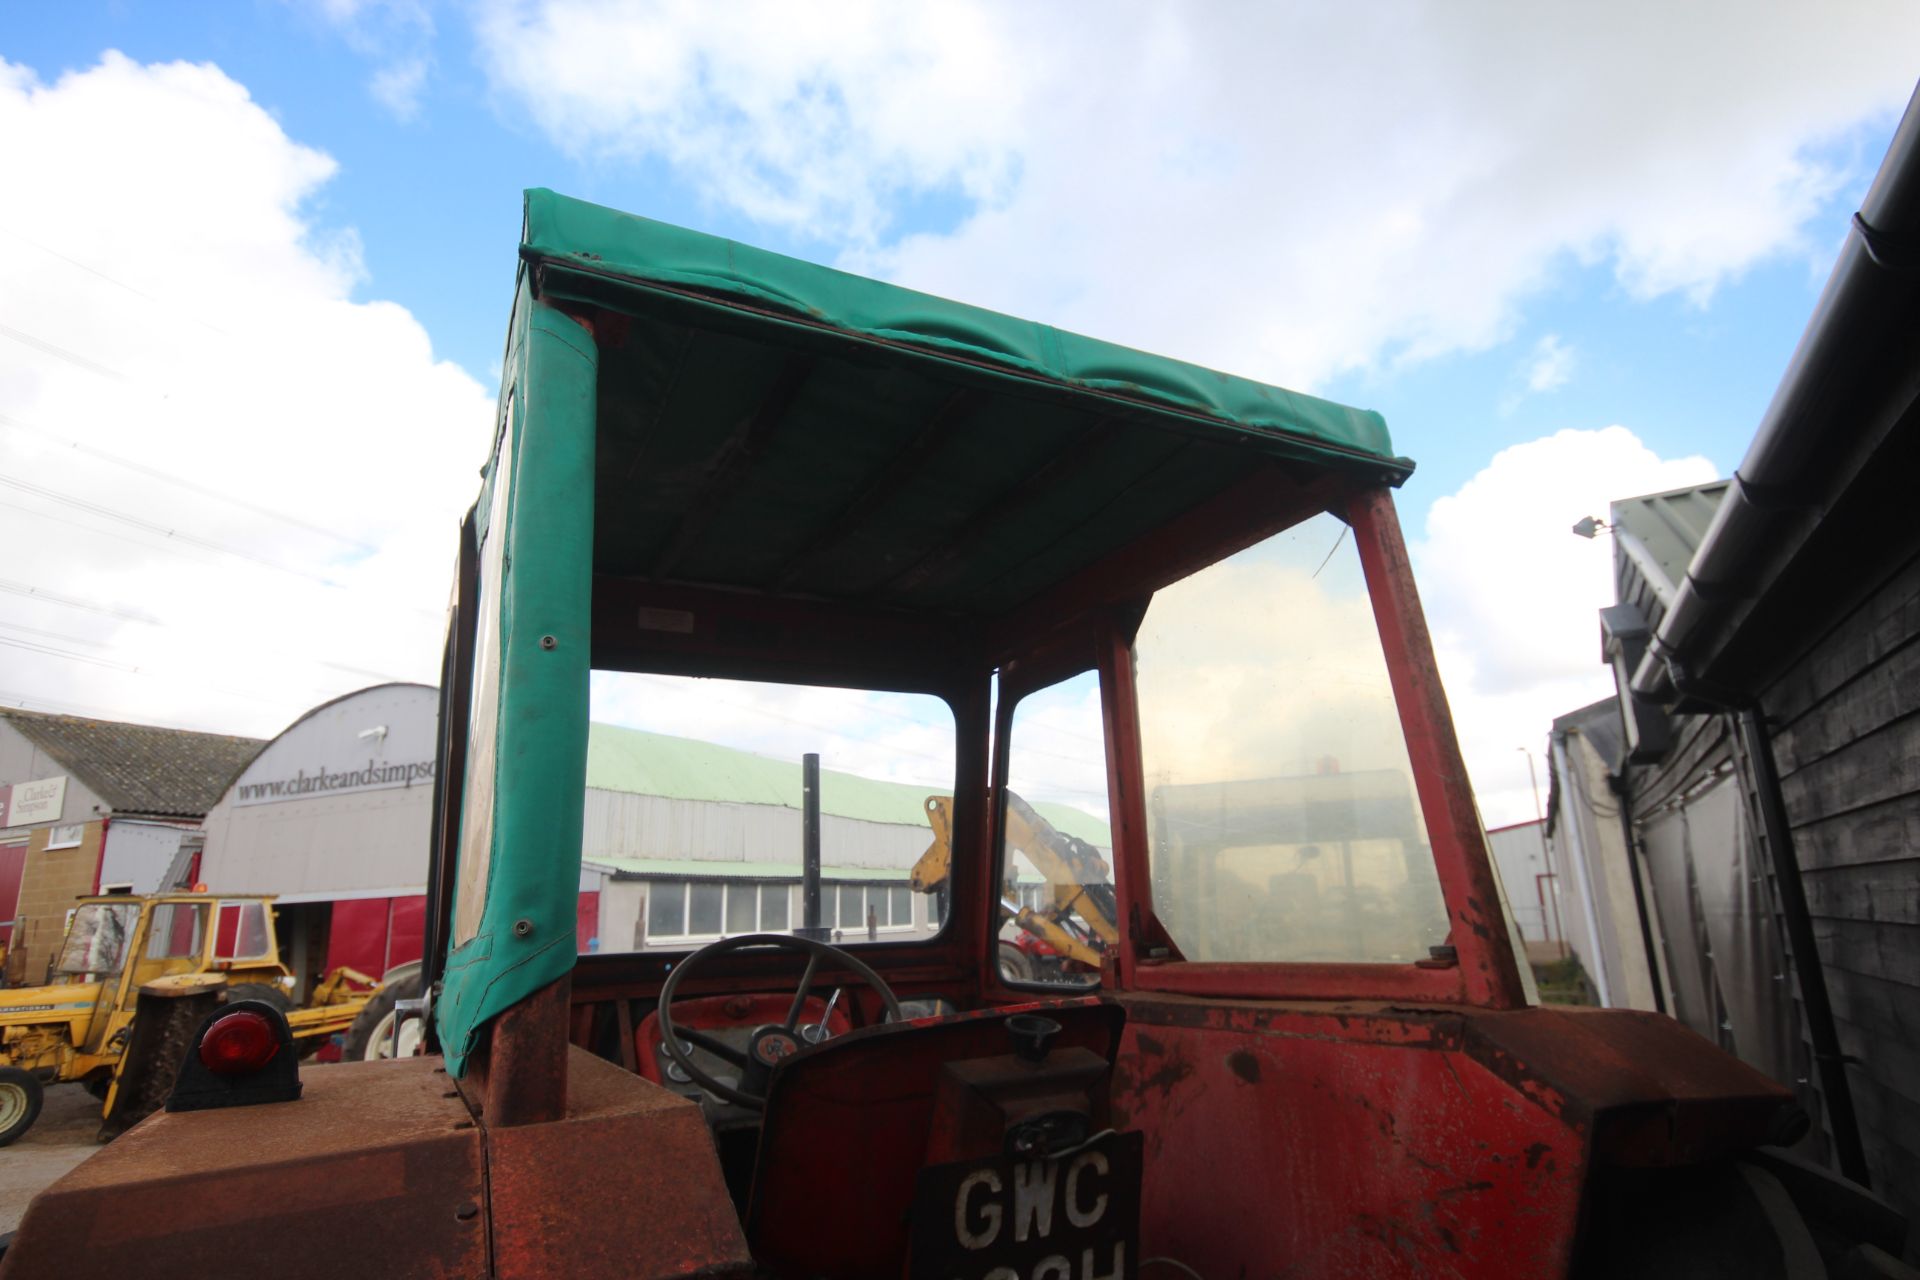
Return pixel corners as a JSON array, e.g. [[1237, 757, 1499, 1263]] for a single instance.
[[234, 758, 435, 807], [228, 684, 439, 809]]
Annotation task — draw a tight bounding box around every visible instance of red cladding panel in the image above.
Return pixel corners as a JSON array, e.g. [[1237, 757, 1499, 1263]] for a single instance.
[[576, 891, 600, 952], [386, 895, 426, 970], [0, 843, 25, 944], [324, 898, 392, 977]]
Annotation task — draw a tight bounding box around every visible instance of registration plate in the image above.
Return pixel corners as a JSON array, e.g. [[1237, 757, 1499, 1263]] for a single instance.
[[910, 1131, 1142, 1280]]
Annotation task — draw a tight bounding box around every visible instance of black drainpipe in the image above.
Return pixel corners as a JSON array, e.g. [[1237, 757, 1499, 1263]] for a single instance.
[[1739, 707, 1870, 1186]]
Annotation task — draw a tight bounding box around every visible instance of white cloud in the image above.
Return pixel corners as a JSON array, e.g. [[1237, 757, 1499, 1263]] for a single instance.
[[1526, 335, 1575, 394], [307, 0, 436, 120], [0, 53, 493, 736], [471, 1, 1916, 391], [368, 56, 429, 122], [1414, 427, 1718, 825]]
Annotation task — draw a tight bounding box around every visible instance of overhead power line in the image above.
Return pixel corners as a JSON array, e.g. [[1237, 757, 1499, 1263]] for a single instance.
[[0, 224, 229, 337], [0, 577, 161, 625], [0, 633, 137, 672], [0, 318, 130, 382], [0, 411, 374, 553], [0, 473, 342, 586]]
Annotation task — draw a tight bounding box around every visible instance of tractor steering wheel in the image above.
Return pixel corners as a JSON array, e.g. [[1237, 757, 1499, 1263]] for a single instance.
[[656, 933, 904, 1109]]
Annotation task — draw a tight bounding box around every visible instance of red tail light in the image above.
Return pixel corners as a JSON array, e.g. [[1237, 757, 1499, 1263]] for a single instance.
[[199, 1011, 280, 1075]]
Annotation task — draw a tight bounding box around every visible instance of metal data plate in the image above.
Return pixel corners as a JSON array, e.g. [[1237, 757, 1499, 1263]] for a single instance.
[[910, 1131, 1142, 1280]]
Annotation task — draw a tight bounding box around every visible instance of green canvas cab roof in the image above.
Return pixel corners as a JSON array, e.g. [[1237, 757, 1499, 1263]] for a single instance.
[[517, 189, 1411, 622]]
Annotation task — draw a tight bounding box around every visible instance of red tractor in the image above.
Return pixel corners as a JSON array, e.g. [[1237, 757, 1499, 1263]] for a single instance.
[[5, 190, 1908, 1279]]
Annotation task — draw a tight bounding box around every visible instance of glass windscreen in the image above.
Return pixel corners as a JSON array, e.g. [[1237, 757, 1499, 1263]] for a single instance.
[[55, 902, 139, 976], [997, 672, 1113, 988], [1136, 512, 1449, 964], [581, 671, 955, 952]]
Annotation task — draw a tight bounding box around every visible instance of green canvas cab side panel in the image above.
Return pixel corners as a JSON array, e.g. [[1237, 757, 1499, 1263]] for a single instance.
[[519, 188, 1408, 479], [435, 287, 598, 1077]]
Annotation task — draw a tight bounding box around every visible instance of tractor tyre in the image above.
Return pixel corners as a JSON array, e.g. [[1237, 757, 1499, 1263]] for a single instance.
[[0, 1067, 43, 1147], [224, 982, 293, 1014], [345, 971, 425, 1060], [998, 941, 1036, 984]]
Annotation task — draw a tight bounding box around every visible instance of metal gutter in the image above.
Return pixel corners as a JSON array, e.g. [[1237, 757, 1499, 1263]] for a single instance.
[[1634, 81, 1920, 699]]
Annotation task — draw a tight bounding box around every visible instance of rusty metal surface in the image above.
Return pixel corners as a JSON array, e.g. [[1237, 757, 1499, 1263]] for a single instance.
[[1111, 996, 1585, 1279], [1458, 1004, 1795, 1166], [485, 1045, 752, 1280], [1, 1057, 486, 1280], [1108, 994, 1804, 1278], [465, 973, 570, 1128]]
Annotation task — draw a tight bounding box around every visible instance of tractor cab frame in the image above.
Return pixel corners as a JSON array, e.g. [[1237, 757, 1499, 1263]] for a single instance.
[[7, 191, 1870, 1280]]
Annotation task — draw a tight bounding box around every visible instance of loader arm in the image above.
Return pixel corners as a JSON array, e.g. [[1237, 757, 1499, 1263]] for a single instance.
[[913, 792, 1118, 969]]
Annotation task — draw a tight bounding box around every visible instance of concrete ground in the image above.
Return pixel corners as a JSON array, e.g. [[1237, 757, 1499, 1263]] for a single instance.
[[0, 1084, 100, 1235]]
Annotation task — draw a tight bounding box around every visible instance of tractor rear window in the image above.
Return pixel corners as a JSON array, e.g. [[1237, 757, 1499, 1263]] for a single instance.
[[1134, 513, 1450, 965], [579, 671, 956, 953]]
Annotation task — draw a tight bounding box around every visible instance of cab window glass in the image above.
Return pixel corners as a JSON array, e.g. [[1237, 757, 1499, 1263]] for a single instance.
[[55, 903, 138, 976], [215, 901, 272, 960], [996, 671, 1113, 988], [145, 902, 209, 960], [1135, 513, 1449, 964], [584, 671, 954, 951]]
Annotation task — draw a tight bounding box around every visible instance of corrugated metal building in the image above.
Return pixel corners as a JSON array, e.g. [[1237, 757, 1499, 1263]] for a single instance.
[[579, 721, 1108, 953], [199, 686, 1110, 983], [1484, 818, 1555, 946], [1557, 90, 1920, 1219]]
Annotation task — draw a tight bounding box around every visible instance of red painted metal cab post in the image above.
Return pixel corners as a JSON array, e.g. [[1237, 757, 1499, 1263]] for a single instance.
[[1347, 486, 1526, 1009]]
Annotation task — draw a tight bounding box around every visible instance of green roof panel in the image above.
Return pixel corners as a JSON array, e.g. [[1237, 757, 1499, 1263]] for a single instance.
[[586, 722, 1111, 846]]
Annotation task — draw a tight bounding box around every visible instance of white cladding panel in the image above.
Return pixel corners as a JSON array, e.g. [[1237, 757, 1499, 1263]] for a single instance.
[[581, 790, 930, 872], [1486, 821, 1552, 943], [99, 820, 194, 894], [224, 685, 438, 809], [0, 718, 105, 828], [201, 685, 437, 897]]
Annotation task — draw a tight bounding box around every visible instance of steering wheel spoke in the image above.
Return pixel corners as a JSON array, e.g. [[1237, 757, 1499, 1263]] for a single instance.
[[675, 1025, 750, 1068], [782, 952, 822, 1031], [657, 933, 903, 1110]]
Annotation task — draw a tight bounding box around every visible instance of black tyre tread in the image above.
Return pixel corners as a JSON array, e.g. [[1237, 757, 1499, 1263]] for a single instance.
[[345, 974, 423, 1060], [0, 1066, 45, 1147], [225, 982, 293, 1013], [998, 941, 1036, 983]]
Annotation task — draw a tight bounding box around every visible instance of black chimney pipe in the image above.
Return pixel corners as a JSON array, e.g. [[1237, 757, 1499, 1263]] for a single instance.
[[798, 752, 827, 940]]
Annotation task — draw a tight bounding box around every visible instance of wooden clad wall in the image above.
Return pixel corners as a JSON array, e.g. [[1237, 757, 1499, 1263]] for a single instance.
[[1761, 550, 1920, 1215]]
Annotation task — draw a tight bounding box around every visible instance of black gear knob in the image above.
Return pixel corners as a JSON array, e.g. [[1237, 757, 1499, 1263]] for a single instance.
[[1006, 1013, 1061, 1063]]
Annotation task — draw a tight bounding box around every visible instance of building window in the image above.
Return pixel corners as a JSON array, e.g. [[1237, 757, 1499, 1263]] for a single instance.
[[644, 880, 800, 942], [45, 825, 83, 851], [833, 882, 915, 933]]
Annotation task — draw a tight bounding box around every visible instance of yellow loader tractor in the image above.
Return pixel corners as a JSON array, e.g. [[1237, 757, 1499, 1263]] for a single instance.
[[0, 893, 376, 1144]]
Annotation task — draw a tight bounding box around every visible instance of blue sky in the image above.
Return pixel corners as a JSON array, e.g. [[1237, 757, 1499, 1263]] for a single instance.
[[1, 3, 1914, 823]]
